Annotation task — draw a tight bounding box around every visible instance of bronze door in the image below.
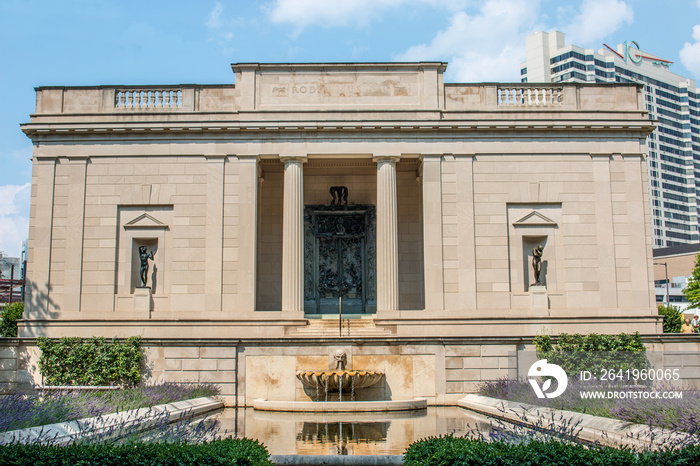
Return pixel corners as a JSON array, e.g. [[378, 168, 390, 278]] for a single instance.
[[304, 206, 376, 314]]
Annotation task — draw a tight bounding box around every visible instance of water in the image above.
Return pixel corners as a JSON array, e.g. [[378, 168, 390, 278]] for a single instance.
[[210, 407, 499, 455]]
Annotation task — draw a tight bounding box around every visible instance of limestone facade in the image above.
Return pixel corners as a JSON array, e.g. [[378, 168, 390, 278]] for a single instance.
[[19, 62, 661, 340]]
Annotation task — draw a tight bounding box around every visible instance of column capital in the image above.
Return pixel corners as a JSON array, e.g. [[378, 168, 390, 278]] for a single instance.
[[372, 155, 401, 164], [280, 155, 308, 164]]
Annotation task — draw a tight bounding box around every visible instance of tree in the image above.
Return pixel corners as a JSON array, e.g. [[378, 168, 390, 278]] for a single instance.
[[658, 304, 682, 333], [682, 253, 700, 308], [0, 302, 23, 337]]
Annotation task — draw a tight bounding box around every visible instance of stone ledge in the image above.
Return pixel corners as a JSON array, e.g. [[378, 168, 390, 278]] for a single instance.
[[253, 398, 427, 413], [0, 396, 223, 445], [458, 393, 688, 449]]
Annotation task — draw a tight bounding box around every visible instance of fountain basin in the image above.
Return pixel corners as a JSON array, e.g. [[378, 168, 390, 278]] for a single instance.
[[296, 370, 384, 391], [253, 398, 427, 412]]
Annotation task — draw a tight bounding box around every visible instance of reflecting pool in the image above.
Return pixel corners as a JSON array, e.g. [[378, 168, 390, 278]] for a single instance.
[[210, 407, 499, 455]]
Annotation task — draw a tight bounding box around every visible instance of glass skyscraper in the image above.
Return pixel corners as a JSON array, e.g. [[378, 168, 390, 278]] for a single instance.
[[522, 31, 700, 248]]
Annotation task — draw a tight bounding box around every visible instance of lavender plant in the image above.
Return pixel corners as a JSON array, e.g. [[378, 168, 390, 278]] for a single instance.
[[0, 382, 219, 433], [479, 377, 700, 432], [609, 383, 700, 432]]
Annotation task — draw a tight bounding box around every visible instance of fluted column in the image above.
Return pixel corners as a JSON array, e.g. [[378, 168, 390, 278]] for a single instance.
[[374, 156, 400, 313], [281, 156, 307, 314]]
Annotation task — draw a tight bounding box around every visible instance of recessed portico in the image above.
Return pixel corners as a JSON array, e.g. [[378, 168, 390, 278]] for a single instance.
[[257, 154, 420, 317]]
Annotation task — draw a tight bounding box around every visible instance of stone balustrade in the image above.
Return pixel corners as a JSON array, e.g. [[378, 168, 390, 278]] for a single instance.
[[497, 86, 563, 107], [115, 89, 182, 109]]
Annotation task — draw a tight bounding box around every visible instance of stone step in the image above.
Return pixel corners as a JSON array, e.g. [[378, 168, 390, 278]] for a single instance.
[[287, 318, 393, 337]]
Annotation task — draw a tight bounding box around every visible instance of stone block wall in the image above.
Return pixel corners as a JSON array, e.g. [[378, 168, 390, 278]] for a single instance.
[[4, 336, 700, 405], [257, 162, 283, 311], [459, 153, 653, 314], [144, 343, 238, 405], [444, 344, 518, 396], [646, 338, 700, 389], [397, 161, 424, 310], [0, 342, 19, 393], [27, 155, 258, 321]]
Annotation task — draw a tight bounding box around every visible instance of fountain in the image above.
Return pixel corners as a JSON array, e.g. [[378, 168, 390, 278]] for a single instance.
[[253, 349, 427, 412], [296, 350, 384, 401]]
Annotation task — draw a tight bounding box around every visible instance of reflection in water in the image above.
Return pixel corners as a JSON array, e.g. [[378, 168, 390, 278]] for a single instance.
[[298, 421, 389, 455], [211, 407, 499, 456]]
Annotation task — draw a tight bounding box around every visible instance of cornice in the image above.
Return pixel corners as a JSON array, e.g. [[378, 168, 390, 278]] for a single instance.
[[21, 119, 655, 139]]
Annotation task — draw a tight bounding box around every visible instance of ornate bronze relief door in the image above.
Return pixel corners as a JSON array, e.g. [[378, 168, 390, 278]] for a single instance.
[[304, 204, 376, 314]]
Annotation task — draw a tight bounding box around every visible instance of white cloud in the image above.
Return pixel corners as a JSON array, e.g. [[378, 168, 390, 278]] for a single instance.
[[206, 2, 224, 29], [395, 0, 541, 82], [564, 0, 633, 46], [0, 183, 30, 258], [265, 0, 470, 33], [680, 24, 700, 79], [204, 1, 241, 48]]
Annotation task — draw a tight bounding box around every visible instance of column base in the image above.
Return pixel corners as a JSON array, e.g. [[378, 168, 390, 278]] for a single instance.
[[281, 310, 306, 319], [134, 287, 152, 318]]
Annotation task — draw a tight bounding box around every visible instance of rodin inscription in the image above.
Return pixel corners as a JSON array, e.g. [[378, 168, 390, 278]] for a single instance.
[[270, 80, 410, 99]]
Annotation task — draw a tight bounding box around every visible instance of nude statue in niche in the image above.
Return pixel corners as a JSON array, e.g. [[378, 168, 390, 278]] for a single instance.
[[532, 244, 544, 286], [139, 246, 154, 287]]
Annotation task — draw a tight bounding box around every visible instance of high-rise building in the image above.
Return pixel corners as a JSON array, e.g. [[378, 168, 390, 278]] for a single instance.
[[522, 31, 700, 248]]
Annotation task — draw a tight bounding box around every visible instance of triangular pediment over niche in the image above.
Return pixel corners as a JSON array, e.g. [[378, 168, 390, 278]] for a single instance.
[[513, 211, 557, 227], [124, 213, 169, 230]]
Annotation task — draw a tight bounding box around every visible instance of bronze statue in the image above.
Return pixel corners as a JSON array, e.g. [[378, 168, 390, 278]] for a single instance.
[[329, 186, 348, 206], [532, 245, 544, 286], [139, 246, 154, 287]]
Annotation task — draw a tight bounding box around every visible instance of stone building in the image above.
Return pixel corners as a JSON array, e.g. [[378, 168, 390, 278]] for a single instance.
[[16, 62, 666, 404]]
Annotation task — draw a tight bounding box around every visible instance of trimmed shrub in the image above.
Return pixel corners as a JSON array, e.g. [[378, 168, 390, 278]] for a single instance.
[[658, 304, 683, 333], [0, 438, 272, 465], [403, 436, 700, 466], [37, 336, 143, 386], [404, 437, 635, 465], [0, 302, 23, 337], [533, 332, 647, 375]]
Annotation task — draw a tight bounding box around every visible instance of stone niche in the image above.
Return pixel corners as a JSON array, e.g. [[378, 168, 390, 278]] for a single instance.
[[115, 206, 172, 314], [507, 204, 562, 311]]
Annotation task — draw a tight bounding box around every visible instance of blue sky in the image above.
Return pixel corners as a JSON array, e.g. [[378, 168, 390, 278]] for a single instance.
[[1, 0, 699, 258]]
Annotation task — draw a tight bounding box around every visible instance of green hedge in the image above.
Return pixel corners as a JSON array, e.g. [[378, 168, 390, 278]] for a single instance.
[[404, 436, 700, 466], [0, 438, 272, 466], [37, 336, 143, 386], [532, 332, 647, 375], [0, 302, 23, 337], [658, 304, 683, 333]]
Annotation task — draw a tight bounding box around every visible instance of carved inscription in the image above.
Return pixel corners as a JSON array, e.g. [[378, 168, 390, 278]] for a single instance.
[[270, 80, 410, 98]]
